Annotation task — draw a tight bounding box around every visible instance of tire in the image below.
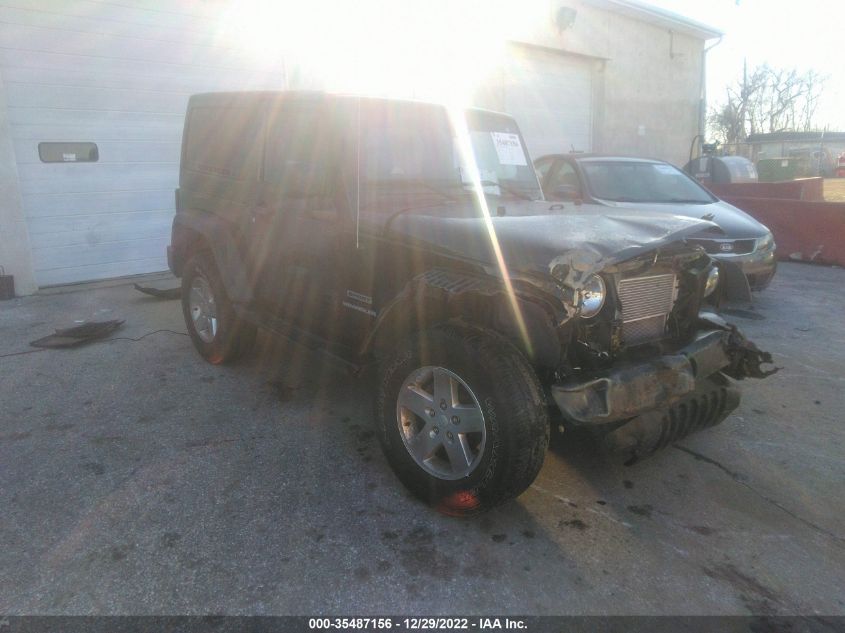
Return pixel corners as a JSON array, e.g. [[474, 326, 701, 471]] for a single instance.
[[375, 324, 549, 516], [181, 251, 256, 364]]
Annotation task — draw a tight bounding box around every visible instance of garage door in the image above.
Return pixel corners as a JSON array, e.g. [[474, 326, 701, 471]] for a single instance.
[[475, 44, 593, 160], [0, 0, 284, 286]]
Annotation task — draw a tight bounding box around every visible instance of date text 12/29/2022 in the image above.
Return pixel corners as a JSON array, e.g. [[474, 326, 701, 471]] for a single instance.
[[308, 618, 527, 630]]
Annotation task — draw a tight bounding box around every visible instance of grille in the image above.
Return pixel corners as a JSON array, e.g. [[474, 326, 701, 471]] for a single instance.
[[617, 273, 677, 345], [688, 238, 756, 255]]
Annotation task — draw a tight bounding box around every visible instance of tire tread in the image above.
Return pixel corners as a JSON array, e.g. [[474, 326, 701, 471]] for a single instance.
[[375, 322, 549, 514]]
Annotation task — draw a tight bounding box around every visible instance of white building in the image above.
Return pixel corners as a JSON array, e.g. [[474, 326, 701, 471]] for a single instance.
[[0, 0, 719, 293]]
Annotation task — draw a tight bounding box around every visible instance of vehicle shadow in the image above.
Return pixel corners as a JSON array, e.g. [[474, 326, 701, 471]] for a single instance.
[[236, 334, 577, 593]]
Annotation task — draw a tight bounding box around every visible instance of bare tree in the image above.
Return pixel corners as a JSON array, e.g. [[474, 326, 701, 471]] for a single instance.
[[708, 64, 827, 144]]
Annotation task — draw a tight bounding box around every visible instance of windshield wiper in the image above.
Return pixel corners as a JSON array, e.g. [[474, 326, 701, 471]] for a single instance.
[[458, 180, 537, 201], [370, 179, 460, 203], [604, 197, 711, 204], [600, 196, 643, 202], [373, 177, 539, 202]]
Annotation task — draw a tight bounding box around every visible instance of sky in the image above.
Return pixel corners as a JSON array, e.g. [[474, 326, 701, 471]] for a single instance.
[[644, 0, 845, 131], [219, 0, 843, 130]]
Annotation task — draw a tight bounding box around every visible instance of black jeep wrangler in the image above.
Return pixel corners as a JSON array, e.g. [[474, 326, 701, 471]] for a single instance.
[[169, 91, 774, 515]]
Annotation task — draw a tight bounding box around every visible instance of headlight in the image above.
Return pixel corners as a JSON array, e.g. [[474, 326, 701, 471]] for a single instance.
[[703, 265, 720, 297], [756, 232, 775, 251], [580, 274, 606, 318]]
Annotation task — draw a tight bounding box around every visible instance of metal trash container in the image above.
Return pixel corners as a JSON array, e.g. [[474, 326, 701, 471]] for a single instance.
[[685, 155, 758, 186]]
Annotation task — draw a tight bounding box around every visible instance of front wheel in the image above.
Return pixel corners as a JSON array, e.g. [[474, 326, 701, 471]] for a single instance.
[[375, 325, 549, 516]]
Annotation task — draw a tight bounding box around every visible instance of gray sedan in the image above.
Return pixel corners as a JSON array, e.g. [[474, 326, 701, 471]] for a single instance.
[[534, 154, 777, 291]]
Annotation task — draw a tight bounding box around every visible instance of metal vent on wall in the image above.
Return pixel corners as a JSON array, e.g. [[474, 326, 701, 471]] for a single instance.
[[617, 274, 678, 345]]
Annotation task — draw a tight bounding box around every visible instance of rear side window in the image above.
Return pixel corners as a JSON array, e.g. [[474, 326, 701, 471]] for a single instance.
[[184, 105, 263, 180]]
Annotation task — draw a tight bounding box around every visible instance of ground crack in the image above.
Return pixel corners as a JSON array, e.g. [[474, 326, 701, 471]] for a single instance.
[[674, 445, 745, 481], [674, 444, 845, 546]]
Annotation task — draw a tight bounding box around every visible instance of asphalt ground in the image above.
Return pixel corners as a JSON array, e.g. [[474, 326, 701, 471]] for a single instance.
[[0, 262, 843, 615]]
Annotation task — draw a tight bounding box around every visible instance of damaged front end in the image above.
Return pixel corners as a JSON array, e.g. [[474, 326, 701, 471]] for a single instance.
[[549, 247, 778, 464]]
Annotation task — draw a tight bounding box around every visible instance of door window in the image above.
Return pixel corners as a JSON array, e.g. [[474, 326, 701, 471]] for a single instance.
[[264, 103, 340, 218]]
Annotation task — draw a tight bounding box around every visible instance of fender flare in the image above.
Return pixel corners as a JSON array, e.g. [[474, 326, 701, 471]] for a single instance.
[[361, 269, 564, 369], [171, 212, 253, 304]]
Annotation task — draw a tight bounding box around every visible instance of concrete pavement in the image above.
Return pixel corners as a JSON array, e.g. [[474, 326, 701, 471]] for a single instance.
[[0, 263, 843, 615]]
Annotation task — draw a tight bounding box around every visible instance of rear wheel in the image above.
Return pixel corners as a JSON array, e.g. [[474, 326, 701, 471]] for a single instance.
[[181, 252, 255, 364], [375, 324, 549, 515]]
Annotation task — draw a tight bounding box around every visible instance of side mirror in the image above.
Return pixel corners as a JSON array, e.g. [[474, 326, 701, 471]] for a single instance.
[[552, 184, 581, 201]]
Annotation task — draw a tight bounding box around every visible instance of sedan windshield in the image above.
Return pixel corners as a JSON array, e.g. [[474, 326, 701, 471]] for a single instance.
[[580, 161, 715, 204]]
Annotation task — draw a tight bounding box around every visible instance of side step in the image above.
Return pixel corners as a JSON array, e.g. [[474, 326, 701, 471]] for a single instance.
[[236, 306, 368, 374]]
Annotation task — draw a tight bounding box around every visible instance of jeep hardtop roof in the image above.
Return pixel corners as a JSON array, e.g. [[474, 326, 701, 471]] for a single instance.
[[187, 90, 512, 119]]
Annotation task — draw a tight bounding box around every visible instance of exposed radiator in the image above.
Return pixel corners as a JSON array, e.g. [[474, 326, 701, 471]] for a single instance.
[[617, 273, 678, 345]]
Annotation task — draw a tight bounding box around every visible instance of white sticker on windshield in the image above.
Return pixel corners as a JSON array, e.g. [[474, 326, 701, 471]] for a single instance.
[[491, 132, 527, 166]]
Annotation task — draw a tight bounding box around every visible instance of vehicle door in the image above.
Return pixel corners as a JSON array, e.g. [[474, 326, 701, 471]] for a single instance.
[[246, 99, 347, 335], [333, 99, 460, 349]]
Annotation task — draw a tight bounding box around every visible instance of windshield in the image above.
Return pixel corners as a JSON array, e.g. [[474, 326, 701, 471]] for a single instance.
[[464, 110, 542, 200], [357, 101, 542, 213], [580, 161, 715, 204]]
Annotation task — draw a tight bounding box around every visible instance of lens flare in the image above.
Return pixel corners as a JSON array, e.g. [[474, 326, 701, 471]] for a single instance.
[[216, 0, 545, 106], [449, 109, 532, 357], [216, 0, 540, 355]]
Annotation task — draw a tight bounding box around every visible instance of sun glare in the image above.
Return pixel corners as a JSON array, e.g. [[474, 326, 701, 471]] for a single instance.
[[449, 109, 532, 356], [217, 0, 544, 107], [217, 0, 541, 351]]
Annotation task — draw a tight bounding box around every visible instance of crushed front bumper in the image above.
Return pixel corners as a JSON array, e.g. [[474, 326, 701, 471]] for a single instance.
[[601, 376, 740, 463], [551, 315, 777, 427]]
